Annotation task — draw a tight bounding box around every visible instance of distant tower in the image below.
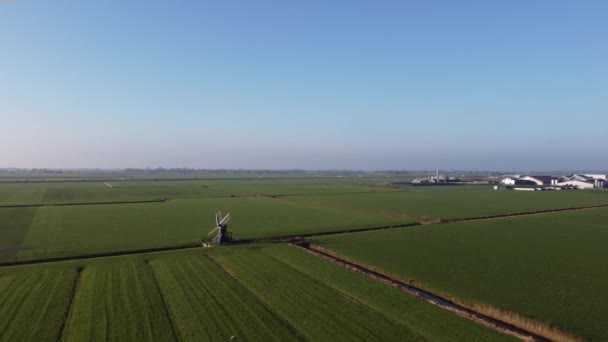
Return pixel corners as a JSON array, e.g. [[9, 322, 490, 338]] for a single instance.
[[436, 169, 439, 183]]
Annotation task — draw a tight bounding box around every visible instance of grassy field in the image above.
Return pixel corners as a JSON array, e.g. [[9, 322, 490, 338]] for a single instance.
[[150, 254, 300, 341], [2, 176, 607, 340], [1, 196, 410, 262], [0, 178, 397, 206], [0, 181, 229, 206], [0, 245, 512, 341], [62, 260, 175, 341], [0, 207, 37, 249], [220, 244, 513, 341], [315, 208, 608, 340], [0, 269, 76, 342], [293, 188, 608, 220]]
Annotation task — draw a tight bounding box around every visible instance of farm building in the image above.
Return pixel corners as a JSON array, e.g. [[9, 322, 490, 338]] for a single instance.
[[499, 174, 607, 189], [557, 174, 606, 189], [412, 170, 457, 184], [500, 177, 518, 185], [556, 179, 596, 189], [583, 174, 607, 180], [515, 176, 559, 186]]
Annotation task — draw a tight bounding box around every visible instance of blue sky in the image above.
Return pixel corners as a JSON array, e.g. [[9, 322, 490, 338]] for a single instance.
[[1, 1, 606, 170]]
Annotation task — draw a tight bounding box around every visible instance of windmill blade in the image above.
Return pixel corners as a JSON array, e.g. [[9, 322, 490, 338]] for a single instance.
[[212, 234, 222, 243], [219, 213, 231, 225], [215, 212, 221, 226], [208, 226, 219, 236]]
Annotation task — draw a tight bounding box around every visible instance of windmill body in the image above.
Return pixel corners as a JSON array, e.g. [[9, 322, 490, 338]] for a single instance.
[[207, 211, 232, 244]]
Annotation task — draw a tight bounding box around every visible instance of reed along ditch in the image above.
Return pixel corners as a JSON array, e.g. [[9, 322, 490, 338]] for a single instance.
[[292, 242, 553, 342]]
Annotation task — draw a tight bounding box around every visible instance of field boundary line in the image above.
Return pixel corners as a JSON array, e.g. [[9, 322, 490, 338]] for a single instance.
[[292, 243, 583, 342], [204, 255, 307, 341], [57, 266, 84, 341], [3, 203, 606, 268], [0, 221, 421, 268], [0, 198, 167, 209], [0, 244, 200, 268], [145, 260, 180, 342], [438, 204, 608, 224]]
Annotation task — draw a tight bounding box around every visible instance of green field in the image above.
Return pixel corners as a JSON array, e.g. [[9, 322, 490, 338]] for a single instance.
[[0, 269, 76, 341], [217, 245, 512, 341], [0, 181, 229, 206], [0, 179, 397, 206], [293, 189, 608, 220], [1, 175, 606, 340], [0, 207, 36, 249], [1, 196, 409, 262], [315, 208, 608, 340], [0, 245, 512, 341], [62, 260, 175, 341]]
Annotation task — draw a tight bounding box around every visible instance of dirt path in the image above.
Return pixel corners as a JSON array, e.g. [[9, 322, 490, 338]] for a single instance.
[[292, 243, 561, 342]]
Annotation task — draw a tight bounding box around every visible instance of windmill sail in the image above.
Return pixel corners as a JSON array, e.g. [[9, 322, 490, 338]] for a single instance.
[[219, 213, 230, 225], [208, 226, 219, 236]]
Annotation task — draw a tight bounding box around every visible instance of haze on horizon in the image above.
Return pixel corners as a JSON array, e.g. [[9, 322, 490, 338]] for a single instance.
[[1, 1, 606, 171]]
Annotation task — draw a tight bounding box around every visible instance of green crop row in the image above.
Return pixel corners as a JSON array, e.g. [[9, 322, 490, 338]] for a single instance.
[[0, 244, 512, 341], [0, 269, 76, 341]]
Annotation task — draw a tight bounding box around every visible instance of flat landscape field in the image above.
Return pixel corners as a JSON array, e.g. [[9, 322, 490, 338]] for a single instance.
[[292, 189, 608, 220], [0, 179, 395, 206], [315, 208, 608, 340], [0, 196, 410, 262], [0, 245, 513, 341], [1, 175, 606, 341]]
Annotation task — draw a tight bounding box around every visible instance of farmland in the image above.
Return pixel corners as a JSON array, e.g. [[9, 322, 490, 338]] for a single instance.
[[291, 189, 608, 220], [315, 208, 608, 340], [0, 268, 76, 341], [0, 245, 513, 341], [1, 174, 607, 341], [2, 196, 409, 262], [0, 179, 394, 206]]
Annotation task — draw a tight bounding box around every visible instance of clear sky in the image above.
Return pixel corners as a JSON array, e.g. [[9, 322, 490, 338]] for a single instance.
[[1, 1, 606, 170]]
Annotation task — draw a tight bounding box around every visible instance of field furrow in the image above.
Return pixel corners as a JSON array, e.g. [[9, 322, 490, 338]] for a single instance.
[[0, 270, 75, 342], [259, 245, 514, 341], [61, 260, 174, 341], [211, 247, 420, 341], [149, 254, 300, 341]]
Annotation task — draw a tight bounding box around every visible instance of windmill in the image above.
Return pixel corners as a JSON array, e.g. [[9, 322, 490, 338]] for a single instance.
[[207, 211, 232, 244]]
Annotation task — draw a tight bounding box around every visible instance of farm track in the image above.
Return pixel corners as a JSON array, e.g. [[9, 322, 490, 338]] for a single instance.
[[293, 243, 550, 342]]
